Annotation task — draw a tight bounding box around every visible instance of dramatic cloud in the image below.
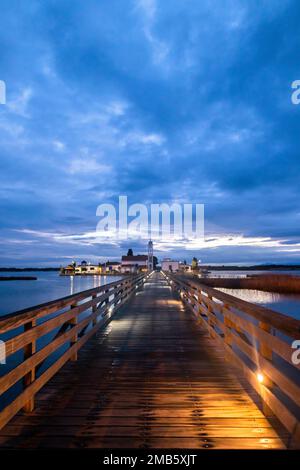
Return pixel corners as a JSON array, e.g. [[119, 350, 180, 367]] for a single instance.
[[0, 0, 300, 265]]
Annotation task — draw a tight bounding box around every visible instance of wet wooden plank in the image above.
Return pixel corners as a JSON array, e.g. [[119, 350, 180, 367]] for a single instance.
[[1, 424, 289, 440], [0, 436, 287, 449]]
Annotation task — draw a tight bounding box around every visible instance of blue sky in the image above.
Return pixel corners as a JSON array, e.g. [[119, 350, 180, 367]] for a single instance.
[[0, 0, 300, 266]]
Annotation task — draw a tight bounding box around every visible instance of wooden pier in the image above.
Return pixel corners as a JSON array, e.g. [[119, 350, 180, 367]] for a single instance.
[[0, 272, 299, 448]]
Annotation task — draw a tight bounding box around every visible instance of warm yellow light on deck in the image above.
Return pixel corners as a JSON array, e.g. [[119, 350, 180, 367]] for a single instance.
[[257, 372, 264, 384]]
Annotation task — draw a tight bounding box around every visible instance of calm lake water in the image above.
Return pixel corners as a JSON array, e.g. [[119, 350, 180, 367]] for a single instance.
[[217, 288, 300, 320], [0, 271, 122, 316], [207, 270, 300, 320]]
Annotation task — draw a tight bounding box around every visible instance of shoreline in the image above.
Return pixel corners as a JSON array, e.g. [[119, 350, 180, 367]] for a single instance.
[[59, 273, 125, 277], [0, 268, 59, 272], [0, 276, 37, 281], [2, 265, 300, 272]]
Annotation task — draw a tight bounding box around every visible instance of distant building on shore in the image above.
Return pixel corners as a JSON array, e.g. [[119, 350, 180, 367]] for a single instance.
[[148, 240, 153, 271], [121, 241, 155, 273], [74, 260, 99, 275], [161, 258, 180, 272], [121, 255, 148, 274], [60, 264, 77, 275], [60, 241, 155, 276], [101, 261, 122, 273], [60, 260, 121, 276]]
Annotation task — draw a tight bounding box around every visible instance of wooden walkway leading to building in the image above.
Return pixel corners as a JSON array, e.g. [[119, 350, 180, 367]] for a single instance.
[[0, 272, 287, 448]]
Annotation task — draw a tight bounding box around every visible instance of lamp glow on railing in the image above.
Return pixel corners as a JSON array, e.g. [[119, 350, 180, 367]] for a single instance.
[[257, 372, 264, 384]]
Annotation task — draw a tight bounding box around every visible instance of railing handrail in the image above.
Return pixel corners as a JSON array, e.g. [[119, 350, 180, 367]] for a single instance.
[[164, 271, 300, 446], [172, 273, 300, 339], [0, 274, 143, 333]]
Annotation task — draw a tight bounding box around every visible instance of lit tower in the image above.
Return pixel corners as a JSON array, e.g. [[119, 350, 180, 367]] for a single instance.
[[147, 240, 153, 271]]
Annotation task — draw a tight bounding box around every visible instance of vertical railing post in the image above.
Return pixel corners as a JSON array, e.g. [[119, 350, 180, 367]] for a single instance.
[[259, 321, 273, 361], [196, 289, 206, 328], [92, 294, 97, 326], [23, 319, 36, 412], [69, 302, 78, 361], [105, 288, 109, 308], [190, 287, 197, 311], [128, 279, 133, 298], [125, 280, 130, 300], [223, 304, 233, 348], [223, 304, 235, 363], [113, 284, 119, 309], [119, 281, 124, 304], [130, 277, 133, 294], [207, 295, 216, 338], [259, 321, 274, 416]]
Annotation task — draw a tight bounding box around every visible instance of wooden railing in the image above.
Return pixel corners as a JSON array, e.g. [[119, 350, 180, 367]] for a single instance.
[[0, 273, 147, 430], [163, 271, 300, 446]]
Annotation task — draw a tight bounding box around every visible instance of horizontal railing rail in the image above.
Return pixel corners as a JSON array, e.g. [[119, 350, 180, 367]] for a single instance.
[[0, 273, 148, 430], [163, 271, 300, 446]]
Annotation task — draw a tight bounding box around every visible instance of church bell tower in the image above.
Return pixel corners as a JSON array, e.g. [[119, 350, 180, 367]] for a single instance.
[[147, 240, 153, 271]]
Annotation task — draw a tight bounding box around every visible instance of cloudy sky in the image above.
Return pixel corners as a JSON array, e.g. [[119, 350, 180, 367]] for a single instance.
[[0, 0, 300, 266]]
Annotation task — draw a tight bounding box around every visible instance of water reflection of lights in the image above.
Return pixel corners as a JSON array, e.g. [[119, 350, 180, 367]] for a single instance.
[[70, 276, 74, 295], [217, 288, 281, 305]]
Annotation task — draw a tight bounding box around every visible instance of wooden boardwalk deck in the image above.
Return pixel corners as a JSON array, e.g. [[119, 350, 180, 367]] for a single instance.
[[0, 273, 287, 448]]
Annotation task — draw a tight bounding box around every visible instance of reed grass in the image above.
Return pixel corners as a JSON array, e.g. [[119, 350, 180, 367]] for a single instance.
[[200, 274, 300, 294]]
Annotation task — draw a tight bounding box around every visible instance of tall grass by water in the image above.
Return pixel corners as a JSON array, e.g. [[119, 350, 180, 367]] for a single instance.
[[200, 274, 300, 294]]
